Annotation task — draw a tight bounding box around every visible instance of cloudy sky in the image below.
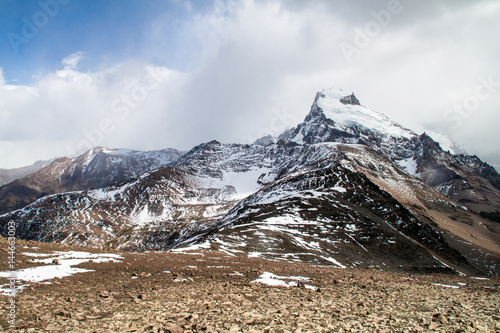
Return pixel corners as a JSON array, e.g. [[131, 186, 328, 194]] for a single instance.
[[0, 0, 499, 170]]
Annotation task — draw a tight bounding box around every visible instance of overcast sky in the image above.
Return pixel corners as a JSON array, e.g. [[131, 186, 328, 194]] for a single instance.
[[0, 0, 499, 170]]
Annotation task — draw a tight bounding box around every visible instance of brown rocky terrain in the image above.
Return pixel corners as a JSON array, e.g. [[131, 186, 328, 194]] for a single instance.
[[0, 237, 499, 332]]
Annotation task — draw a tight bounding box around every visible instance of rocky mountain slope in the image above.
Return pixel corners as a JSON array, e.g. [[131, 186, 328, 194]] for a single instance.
[[1, 88, 499, 275], [204, 143, 499, 275], [416, 133, 500, 221], [283, 88, 500, 219], [0, 143, 336, 250], [0, 147, 183, 214]]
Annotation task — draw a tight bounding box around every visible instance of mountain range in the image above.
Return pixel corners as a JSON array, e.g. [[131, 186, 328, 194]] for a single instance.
[[1, 88, 499, 275], [0, 147, 182, 214]]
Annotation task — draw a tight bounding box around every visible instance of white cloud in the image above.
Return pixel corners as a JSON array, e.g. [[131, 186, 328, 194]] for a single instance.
[[0, 0, 499, 169], [0, 60, 184, 167], [61, 52, 85, 70]]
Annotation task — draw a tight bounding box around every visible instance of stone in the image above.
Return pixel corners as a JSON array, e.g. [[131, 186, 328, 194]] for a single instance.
[[3, 240, 498, 333], [229, 325, 241, 332], [39, 314, 52, 322], [165, 324, 184, 333], [432, 313, 448, 325], [427, 321, 439, 330], [54, 310, 72, 318]]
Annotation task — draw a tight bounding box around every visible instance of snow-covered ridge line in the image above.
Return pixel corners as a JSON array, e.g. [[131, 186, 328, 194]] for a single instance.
[[318, 88, 416, 139]]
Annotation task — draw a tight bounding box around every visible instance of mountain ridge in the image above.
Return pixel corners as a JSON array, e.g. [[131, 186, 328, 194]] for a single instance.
[[0, 147, 183, 215], [1, 88, 499, 275]]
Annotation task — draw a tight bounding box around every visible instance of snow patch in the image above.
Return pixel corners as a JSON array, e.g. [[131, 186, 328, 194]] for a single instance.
[[251, 272, 317, 290], [171, 240, 211, 253], [333, 186, 346, 193], [396, 157, 418, 176], [431, 283, 460, 289], [0, 251, 123, 295], [224, 167, 272, 198]]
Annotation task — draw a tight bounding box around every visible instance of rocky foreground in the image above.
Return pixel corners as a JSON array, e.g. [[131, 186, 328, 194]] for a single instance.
[[0, 238, 499, 333]]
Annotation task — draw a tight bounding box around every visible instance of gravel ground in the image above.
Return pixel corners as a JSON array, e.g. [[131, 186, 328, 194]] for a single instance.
[[0, 238, 499, 332]]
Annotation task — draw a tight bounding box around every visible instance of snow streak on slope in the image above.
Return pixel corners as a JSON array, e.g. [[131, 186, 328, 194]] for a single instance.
[[195, 151, 486, 274]]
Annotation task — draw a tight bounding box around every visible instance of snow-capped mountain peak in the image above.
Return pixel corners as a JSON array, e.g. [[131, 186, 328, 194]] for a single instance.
[[316, 88, 416, 140], [287, 87, 417, 163]]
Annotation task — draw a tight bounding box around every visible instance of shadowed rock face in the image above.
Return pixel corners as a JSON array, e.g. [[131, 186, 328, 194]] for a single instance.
[[340, 93, 361, 106], [415, 133, 500, 218], [1, 89, 499, 275]]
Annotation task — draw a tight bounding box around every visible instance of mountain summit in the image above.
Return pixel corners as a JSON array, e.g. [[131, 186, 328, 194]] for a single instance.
[[1, 88, 499, 275], [289, 88, 416, 144]]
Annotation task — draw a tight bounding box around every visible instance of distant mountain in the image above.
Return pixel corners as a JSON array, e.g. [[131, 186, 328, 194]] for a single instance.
[[0, 147, 183, 214], [1, 88, 499, 275], [415, 134, 500, 221], [0, 143, 334, 249], [0, 159, 54, 186]]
